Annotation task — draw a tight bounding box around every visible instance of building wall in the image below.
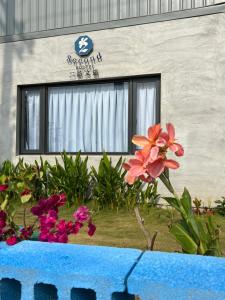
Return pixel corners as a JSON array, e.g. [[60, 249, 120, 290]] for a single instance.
[[0, 0, 215, 37], [0, 12, 225, 201]]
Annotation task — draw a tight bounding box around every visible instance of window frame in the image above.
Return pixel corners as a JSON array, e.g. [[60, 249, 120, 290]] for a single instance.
[[18, 75, 160, 155]]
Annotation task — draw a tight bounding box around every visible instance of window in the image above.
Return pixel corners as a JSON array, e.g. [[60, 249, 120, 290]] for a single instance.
[[19, 77, 160, 154]]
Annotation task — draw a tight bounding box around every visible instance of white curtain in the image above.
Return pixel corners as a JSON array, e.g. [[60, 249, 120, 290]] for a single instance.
[[48, 83, 129, 152], [136, 82, 157, 136], [25, 90, 40, 150]]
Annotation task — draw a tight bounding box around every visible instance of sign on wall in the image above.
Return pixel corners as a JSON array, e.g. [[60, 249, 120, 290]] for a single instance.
[[66, 35, 103, 80]]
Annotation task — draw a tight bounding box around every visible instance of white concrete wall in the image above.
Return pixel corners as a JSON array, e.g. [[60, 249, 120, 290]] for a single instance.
[[0, 12, 225, 201]]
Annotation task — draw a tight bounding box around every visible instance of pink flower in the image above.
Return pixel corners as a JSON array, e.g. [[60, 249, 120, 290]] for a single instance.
[[72, 222, 83, 234], [0, 184, 8, 192], [88, 223, 96, 237], [73, 206, 90, 223], [0, 210, 7, 221], [57, 233, 68, 243], [0, 219, 6, 229], [6, 236, 17, 246], [123, 123, 183, 182], [123, 147, 158, 184], [31, 194, 67, 217]]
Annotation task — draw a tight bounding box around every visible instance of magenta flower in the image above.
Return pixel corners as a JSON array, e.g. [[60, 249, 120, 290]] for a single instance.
[[31, 194, 67, 216], [0, 184, 8, 192], [20, 226, 33, 240], [73, 206, 90, 223], [88, 223, 96, 237], [72, 222, 83, 234], [57, 233, 68, 243], [0, 210, 7, 221], [6, 236, 17, 246]]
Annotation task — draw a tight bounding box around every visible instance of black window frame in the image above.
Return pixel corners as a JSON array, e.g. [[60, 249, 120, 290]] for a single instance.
[[17, 75, 160, 155]]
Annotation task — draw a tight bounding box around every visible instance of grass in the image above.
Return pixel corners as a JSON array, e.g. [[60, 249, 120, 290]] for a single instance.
[[15, 205, 225, 253]]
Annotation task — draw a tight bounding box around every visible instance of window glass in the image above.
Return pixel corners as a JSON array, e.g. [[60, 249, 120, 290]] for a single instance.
[[24, 90, 40, 150], [136, 81, 157, 136], [48, 82, 129, 152]]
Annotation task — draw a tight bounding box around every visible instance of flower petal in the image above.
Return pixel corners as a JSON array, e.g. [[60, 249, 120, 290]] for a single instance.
[[156, 137, 167, 147], [123, 163, 131, 171], [132, 135, 150, 147], [147, 159, 165, 178], [148, 124, 161, 142], [129, 165, 145, 177], [150, 146, 159, 161], [166, 123, 175, 141], [164, 159, 180, 169], [174, 143, 184, 157], [125, 173, 136, 185], [129, 159, 143, 167]]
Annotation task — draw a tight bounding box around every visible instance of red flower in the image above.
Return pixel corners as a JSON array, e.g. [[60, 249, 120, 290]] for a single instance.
[[0, 184, 8, 192], [6, 236, 17, 246], [21, 188, 31, 196]]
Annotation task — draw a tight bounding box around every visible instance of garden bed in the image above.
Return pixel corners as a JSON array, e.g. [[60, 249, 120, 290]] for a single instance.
[[14, 206, 225, 254]]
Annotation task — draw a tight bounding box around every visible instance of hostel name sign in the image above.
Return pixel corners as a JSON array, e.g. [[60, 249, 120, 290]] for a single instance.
[[66, 35, 103, 80]]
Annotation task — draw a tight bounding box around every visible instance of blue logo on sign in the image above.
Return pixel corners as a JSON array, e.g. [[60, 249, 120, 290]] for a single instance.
[[75, 35, 93, 57]]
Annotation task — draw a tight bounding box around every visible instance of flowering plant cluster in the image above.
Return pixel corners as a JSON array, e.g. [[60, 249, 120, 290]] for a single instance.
[[31, 194, 96, 243], [0, 189, 96, 246], [123, 123, 184, 185], [124, 123, 222, 256]]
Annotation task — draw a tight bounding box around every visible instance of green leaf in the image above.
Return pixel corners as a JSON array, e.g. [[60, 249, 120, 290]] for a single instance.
[[1, 197, 8, 210], [163, 197, 181, 212], [21, 194, 32, 204], [181, 188, 192, 215], [170, 223, 198, 254]]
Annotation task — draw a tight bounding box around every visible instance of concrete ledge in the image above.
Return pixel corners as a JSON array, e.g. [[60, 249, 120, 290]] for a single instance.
[[1, 241, 225, 300], [127, 251, 225, 300], [0, 241, 141, 300]]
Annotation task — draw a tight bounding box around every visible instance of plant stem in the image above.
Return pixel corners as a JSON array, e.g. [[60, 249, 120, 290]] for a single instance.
[[134, 206, 158, 251]]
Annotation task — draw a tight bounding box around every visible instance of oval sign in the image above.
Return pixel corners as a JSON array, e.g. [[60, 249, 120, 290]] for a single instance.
[[75, 35, 93, 57]]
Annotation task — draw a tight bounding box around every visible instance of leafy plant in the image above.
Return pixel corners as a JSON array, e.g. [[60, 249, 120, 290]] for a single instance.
[[48, 151, 91, 206], [215, 197, 225, 216], [91, 153, 127, 210], [193, 198, 202, 215], [164, 184, 221, 256], [91, 153, 159, 210]]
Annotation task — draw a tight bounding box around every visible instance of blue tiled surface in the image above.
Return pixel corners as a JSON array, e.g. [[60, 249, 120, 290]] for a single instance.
[[127, 251, 225, 300], [0, 241, 141, 300]]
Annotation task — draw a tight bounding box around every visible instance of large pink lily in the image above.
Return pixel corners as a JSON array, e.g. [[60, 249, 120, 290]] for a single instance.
[[123, 147, 159, 184]]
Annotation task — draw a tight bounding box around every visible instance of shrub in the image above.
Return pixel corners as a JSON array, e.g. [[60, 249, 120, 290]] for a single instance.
[[215, 197, 225, 216], [48, 152, 92, 206], [91, 153, 159, 210]]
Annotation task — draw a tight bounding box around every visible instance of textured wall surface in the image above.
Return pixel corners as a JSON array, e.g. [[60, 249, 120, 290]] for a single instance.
[[0, 12, 225, 200], [0, 0, 215, 37]]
